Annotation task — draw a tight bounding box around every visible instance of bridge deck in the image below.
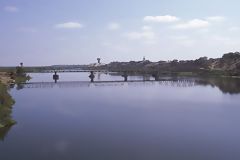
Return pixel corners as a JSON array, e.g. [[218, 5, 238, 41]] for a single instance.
[[28, 70, 109, 73]]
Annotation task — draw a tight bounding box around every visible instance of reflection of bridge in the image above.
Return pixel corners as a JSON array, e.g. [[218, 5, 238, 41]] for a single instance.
[[21, 80, 196, 89]]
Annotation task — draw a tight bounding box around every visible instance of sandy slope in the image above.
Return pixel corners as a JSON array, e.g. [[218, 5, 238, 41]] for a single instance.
[[0, 72, 14, 85]]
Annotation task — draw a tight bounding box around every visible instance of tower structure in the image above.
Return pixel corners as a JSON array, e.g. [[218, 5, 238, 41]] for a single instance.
[[97, 58, 101, 64]]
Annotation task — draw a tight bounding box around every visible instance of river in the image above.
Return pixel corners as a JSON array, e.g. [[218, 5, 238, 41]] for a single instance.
[[1, 72, 240, 160]]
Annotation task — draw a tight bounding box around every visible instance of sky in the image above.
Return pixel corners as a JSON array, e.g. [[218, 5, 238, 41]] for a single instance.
[[1, 0, 240, 66]]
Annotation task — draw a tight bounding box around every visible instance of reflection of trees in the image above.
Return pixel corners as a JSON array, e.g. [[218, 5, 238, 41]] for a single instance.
[[108, 74, 240, 94], [15, 76, 31, 90], [0, 83, 16, 140], [197, 77, 240, 94], [0, 126, 13, 141], [14, 65, 31, 90]]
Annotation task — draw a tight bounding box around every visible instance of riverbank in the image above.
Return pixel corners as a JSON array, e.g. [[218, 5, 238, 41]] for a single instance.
[[0, 72, 15, 86], [0, 71, 19, 129], [0, 82, 16, 128], [0, 69, 32, 128]]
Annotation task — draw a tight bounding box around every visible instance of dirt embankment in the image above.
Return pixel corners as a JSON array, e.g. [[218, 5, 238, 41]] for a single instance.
[[0, 72, 15, 85]]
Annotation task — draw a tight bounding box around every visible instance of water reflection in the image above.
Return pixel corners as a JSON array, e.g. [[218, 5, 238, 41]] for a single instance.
[[0, 126, 13, 141], [197, 77, 240, 94], [22, 74, 240, 95], [0, 83, 16, 140], [9, 74, 31, 90], [97, 72, 101, 80], [88, 71, 95, 82], [1, 73, 240, 160]]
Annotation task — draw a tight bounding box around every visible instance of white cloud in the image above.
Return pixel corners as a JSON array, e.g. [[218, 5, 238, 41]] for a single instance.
[[197, 28, 210, 33], [125, 31, 155, 40], [206, 16, 225, 22], [55, 22, 83, 29], [229, 27, 240, 32], [108, 22, 120, 30], [142, 26, 152, 31], [4, 6, 18, 12], [170, 35, 189, 40], [143, 15, 179, 23], [173, 19, 210, 29], [125, 30, 157, 44]]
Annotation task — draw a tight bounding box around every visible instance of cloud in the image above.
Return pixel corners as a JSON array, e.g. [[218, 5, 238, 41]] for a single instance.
[[206, 16, 225, 22], [142, 26, 152, 31], [125, 30, 157, 44], [108, 22, 120, 30], [55, 22, 83, 29], [229, 27, 240, 32], [143, 15, 179, 23], [170, 35, 189, 40], [4, 6, 19, 12], [125, 31, 155, 40], [173, 19, 210, 29]]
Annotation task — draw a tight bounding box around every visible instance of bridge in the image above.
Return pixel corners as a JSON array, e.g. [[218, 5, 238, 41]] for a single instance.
[[19, 70, 198, 89], [20, 80, 196, 89], [30, 70, 109, 73], [34, 70, 182, 83]]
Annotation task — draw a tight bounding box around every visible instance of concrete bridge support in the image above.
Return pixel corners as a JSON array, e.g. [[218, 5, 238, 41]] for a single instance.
[[53, 71, 59, 83], [89, 71, 95, 82], [152, 72, 159, 81], [122, 72, 128, 82]]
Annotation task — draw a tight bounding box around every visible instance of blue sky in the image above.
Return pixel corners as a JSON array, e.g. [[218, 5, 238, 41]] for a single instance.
[[1, 0, 240, 66]]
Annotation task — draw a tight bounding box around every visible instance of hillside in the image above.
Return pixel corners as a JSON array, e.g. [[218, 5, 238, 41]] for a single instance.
[[93, 52, 240, 76]]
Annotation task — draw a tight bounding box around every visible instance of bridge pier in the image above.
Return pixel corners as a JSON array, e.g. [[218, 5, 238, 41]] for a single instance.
[[152, 72, 159, 81], [53, 71, 59, 83], [122, 72, 128, 82], [89, 71, 95, 82]]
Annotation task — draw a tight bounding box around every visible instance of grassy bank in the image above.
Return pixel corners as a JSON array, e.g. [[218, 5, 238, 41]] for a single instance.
[[0, 83, 16, 128]]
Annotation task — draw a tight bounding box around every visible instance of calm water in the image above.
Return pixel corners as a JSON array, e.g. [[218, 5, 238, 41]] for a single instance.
[[1, 73, 240, 160]]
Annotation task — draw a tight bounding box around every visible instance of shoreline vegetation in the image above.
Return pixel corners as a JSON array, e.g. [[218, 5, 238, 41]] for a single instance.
[[96, 52, 240, 77], [0, 64, 30, 130], [1, 52, 240, 78], [0, 83, 15, 129]]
